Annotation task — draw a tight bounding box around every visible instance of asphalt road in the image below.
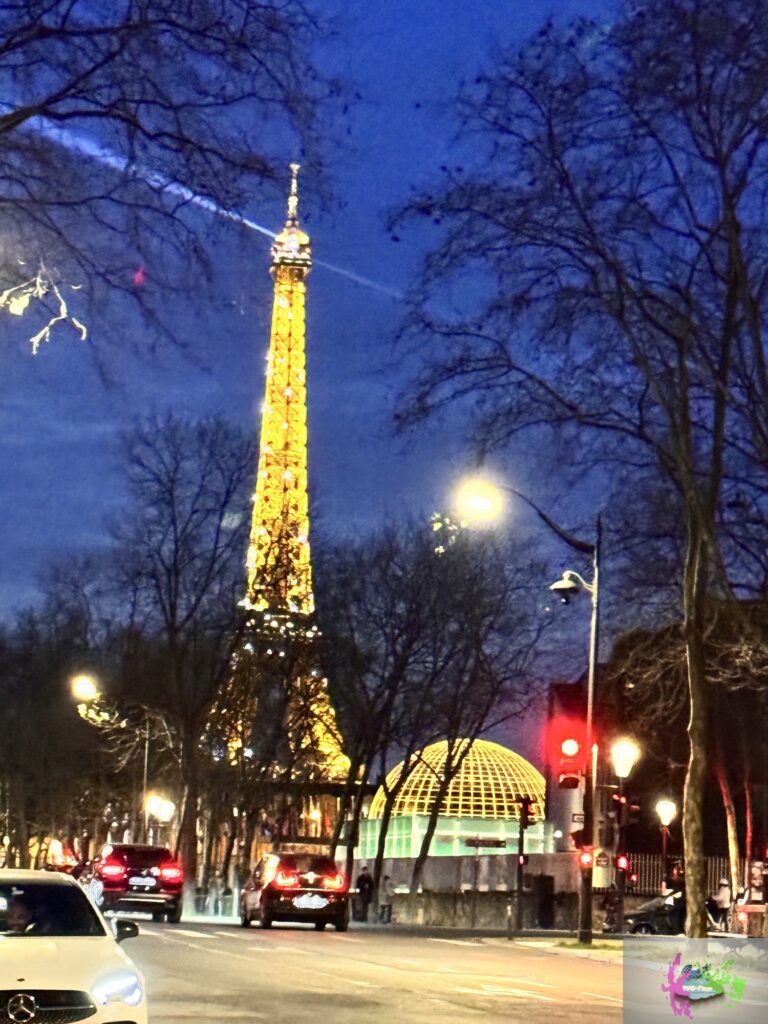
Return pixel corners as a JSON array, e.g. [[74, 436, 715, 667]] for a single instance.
[[129, 919, 622, 1023]]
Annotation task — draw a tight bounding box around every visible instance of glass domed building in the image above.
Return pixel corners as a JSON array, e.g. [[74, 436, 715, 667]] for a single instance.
[[357, 739, 553, 859]]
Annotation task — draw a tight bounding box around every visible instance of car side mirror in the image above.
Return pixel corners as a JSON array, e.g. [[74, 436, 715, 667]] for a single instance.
[[113, 919, 139, 944]]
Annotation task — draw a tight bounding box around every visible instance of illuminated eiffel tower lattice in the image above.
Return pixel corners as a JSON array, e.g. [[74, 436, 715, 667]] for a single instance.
[[233, 164, 348, 785]]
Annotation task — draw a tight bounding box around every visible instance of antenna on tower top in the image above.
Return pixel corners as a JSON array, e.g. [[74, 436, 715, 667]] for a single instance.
[[287, 162, 300, 224]]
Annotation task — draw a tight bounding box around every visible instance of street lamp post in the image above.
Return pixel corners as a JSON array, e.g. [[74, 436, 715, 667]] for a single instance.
[[455, 477, 602, 944], [655, 798, 677, 885], [610, 737, 641, 933], [142, 719, 151, 843]]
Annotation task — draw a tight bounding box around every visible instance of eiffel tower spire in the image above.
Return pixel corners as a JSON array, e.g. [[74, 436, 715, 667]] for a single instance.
[[237, 164, 347, 782]]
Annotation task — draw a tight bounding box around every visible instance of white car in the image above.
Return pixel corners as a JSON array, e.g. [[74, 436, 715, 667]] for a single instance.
[[0, 870, 148, 1024]]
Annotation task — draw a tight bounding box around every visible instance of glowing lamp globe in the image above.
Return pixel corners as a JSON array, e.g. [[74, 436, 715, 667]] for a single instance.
[[561, 738, 580, 758], [610, 737, 641, 779], [70, 673, 100, 703], [655, 798, 677, 828], [145, 794, 175, 823], [454, 477, 505, 526]]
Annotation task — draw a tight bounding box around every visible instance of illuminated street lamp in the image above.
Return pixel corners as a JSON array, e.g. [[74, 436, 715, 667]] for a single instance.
[[656, 798, 677, 828], [454, 476, 506, 526], [70, 673, 100, 704], [452, 474, 601, 944], [145, 793, 175, 843], [656, 798, 678, 874], [145, 794, 175, 823], [609, 736, 641, 932], [610, 737, 641, 779]]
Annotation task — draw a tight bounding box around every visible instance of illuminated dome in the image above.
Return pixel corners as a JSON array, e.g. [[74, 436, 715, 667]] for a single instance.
[[369, 739, 545, 822]]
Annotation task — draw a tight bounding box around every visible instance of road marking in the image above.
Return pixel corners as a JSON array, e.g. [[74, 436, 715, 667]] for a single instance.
[[168, 928, 213, 938], [514, 979, 558, 989], [582, 992, 622, 1004], [344, 979, 378, 988], [429, 938, 483, 947], [334, 935, 363, 942], [275, 945, 311, 954], [452, 986, 555, 1001], [214, 929, 239, 937]]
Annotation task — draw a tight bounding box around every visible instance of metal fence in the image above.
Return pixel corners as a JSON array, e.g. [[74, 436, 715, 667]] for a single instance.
[[600, 853, 738, 897]]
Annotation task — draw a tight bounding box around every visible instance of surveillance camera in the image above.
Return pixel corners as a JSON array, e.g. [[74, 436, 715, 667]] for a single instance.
[[549, 577, 580, 604]]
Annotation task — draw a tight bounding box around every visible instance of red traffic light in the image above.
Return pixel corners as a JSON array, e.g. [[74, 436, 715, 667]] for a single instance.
[[616, 854, 630, 872], [561, 737, 580, 757], [579, 849, 594, 869]]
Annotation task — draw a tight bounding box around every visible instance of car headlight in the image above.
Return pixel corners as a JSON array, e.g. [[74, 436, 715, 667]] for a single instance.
[[92, 972, 143, 1007]]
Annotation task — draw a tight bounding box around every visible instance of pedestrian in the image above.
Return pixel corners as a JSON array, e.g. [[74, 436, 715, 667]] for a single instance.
[[600, 883, 620, 934], [378, 875, 394, 924], [355, 865, 375, 922]]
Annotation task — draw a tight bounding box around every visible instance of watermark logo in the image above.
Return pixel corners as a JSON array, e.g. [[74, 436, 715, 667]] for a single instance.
[[662, 952, 746, 1018]]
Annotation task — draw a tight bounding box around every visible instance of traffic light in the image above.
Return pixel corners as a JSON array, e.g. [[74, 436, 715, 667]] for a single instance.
[[558, 737, 583, 789], [579, 849, 594, 869], [518, 796, 532, 830], [615, 853, 630, 872], [547, 717, 588, 789], [628, 799, 641, 826]]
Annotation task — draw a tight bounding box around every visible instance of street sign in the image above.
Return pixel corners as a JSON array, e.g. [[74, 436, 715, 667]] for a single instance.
[[572, 812, 585, 823], [595, 851, 609, 867], [464, 838, 507, 849]]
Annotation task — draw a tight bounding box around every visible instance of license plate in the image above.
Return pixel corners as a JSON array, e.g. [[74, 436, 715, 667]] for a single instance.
[[293, 894, 328, 910], [129, 876, 156, 888]]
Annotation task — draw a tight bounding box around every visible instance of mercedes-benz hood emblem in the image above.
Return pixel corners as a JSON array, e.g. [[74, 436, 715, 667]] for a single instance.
[[7, 993, 37, 1023]]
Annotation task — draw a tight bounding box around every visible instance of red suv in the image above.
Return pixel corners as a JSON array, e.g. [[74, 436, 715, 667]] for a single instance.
[[240, 853, 349, 931], [80, 844, 184, 923]]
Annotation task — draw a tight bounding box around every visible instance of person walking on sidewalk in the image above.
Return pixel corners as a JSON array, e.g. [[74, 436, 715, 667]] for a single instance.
[[355, 865, 375, 922], [378, 875, 394, 924]]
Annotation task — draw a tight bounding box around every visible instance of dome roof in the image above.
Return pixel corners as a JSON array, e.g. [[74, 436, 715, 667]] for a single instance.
[[369, 739, 545, 822]]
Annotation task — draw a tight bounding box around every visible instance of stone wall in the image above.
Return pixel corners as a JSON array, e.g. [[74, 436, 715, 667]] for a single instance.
[[361, 851, 581, 894]]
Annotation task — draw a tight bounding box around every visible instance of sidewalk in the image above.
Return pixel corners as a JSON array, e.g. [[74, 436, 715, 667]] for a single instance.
[[356, 920, 625, 961]]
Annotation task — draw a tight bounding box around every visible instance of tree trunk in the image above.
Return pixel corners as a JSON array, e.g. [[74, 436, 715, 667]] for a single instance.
[[221, 814, 238, 890], [12, 773, 29, 869], [373, 787, 399, 891], [714, 756, 740, 908], [743, 776, 753, 894], [410, 786, 447, 893], [202, 807, 219, 893], [682, 530, 708, 938], [177, 737, 200, 887], [330, 755, 361, 855]]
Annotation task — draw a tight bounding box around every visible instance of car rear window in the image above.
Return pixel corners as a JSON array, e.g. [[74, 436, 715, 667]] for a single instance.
[[279, 855, 338, 874], [108, 846, 173, 868], [0, 883, 105, 937]]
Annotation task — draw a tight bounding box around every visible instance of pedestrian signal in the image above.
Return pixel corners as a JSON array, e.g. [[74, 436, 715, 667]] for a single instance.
[[579, 849, 594, 869]]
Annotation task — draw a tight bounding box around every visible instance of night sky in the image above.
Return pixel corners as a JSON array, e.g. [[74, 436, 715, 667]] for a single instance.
[[0, 0, 604, 633]]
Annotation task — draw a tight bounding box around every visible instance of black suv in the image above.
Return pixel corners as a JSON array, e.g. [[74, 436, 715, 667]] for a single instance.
[[79, 844, 184, 923], [240, 853, 349, 931]]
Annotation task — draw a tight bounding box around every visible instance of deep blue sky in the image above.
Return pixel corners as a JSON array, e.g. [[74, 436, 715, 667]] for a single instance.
[[0, 0, 606, 647]]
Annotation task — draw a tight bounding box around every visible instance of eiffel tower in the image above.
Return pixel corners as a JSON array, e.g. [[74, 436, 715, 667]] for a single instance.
[[218, 165, 349, 794]]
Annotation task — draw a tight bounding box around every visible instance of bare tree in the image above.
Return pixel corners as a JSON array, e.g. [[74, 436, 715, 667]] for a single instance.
[[108, 413, 255, 881], [318, 521, 543, 891], [392, 0, 768, 935], [0, 1, 337, 345]]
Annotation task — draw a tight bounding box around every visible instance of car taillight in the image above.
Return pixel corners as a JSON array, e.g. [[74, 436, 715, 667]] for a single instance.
[[160, 864, 184, 884], [274, 870, 300, 889], [100, 860, 126, 880], [322, 872, 347, 891]]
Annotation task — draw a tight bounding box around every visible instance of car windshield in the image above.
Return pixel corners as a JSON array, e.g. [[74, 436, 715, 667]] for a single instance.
[[106, 846, 173, 867], [0, 883, 106, 938]]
